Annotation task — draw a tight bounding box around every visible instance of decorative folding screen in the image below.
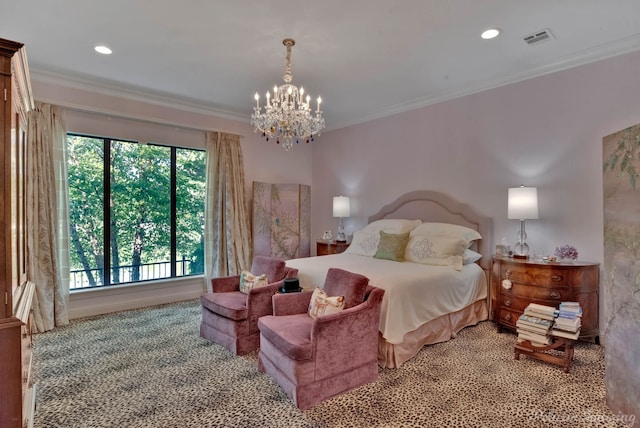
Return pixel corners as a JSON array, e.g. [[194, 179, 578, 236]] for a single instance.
[[602, 123, 640, 420], [252, 182, 311, 259]]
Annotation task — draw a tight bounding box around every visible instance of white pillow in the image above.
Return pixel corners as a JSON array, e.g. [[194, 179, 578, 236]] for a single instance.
[[410, 222, 482, 246], [405, 235, 468, 271], [463, 249, 482, 265], [345, 219, 422, 257], [345, 229, 381, 256]]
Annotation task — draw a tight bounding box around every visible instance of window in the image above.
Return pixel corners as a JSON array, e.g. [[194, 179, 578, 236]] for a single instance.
[[67, 134, 206, 289]]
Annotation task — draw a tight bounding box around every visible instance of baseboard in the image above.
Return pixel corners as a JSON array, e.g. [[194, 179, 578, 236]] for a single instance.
[[68, 277, 205, 319]]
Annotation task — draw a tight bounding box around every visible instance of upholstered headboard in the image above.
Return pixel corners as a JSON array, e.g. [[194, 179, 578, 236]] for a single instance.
[[368, 190, 493, 271]]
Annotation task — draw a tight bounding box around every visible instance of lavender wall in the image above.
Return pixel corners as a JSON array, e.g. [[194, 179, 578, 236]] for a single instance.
[[313, 49, 640, 335]]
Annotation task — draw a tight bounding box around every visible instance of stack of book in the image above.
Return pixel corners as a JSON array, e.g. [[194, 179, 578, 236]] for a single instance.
[[516, 303, 557, 346], [551, 301, 582, 340]]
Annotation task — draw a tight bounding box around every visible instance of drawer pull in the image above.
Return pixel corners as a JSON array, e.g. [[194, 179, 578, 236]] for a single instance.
[[551, 274, 562, 282], [503, 313, 512, 322], [549, 291, 561, 299], [501, 279, 512, 290], [504, 299, 512, 307]]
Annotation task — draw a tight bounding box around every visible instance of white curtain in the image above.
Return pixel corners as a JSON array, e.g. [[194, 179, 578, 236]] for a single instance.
[[203, 132, 252, 291], [26, 102, 70, 332]]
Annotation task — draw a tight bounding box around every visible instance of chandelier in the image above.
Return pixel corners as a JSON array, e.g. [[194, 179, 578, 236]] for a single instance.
[[251, 38, 325, 150]]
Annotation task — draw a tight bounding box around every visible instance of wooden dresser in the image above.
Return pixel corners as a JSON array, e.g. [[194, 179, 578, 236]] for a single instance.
[[316, 240, 350, 256], [0, 38, 36, 428], [492, 256, 599, 343]]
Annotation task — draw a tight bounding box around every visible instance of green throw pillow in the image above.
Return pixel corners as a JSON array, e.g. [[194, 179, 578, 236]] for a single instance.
[[373, 231, 410, 262]]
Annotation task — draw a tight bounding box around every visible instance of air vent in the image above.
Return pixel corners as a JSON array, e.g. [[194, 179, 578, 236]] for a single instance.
[[523, 28, 554, 46]]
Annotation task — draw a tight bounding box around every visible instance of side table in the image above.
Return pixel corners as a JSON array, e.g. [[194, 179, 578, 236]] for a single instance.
[[514, 337, 576, 373], [316, 240, 350, 256]]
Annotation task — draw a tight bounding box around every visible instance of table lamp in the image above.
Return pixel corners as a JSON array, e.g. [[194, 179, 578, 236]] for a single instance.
[[507, 186, 538, 259], [333, 196, 350, 242]]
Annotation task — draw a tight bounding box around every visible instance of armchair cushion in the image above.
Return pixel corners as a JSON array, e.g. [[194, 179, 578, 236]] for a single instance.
[[308, 288, 345, 319], [323, 268, 369, 309], [258, 314, 314, 360], [200, 291, 247, 321]]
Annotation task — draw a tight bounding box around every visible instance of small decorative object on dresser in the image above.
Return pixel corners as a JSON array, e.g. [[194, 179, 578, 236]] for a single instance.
[[492, 256, 599, 343], [554, 244, 578, 261], [317, 240, 350, 256]]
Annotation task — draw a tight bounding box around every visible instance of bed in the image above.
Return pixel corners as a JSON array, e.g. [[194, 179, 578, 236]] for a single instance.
[[285, 190, 492, 368]]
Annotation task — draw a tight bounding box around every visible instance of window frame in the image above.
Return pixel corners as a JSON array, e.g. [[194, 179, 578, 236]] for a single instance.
[[67, 132, 205, 290]]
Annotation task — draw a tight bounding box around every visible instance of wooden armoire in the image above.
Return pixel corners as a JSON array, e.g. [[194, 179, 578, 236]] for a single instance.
[[0, 37, 36, 428]]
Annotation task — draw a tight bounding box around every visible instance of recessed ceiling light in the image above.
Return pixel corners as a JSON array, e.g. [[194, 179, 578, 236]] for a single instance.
[[481, 28, 501, 40], [94, 45, 112, 55]]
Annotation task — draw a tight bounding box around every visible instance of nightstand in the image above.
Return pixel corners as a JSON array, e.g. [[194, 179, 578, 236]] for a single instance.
[[316, 240, 350, 256], [492, 256, 600, 343]]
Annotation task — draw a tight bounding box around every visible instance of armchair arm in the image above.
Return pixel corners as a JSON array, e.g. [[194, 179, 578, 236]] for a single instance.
[[211, 275, 241, 293], [247, 282, 283, 331], [310, 287, 385, 378], [272, 290, 313, 316]]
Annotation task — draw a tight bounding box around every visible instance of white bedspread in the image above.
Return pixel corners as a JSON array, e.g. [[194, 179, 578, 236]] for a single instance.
[[286, 253, 487, 345]]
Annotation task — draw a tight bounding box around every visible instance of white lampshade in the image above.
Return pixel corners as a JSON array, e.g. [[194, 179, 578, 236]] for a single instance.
[[333, 196, 350, 218], [508, 187, 539, 220]]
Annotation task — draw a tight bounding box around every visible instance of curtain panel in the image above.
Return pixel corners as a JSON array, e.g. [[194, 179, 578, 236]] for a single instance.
[[26, 102, 70, 332], [203, 132, 251, 291]]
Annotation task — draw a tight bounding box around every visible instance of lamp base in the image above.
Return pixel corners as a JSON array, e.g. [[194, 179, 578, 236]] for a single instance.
[[513, 254, 529, 260]]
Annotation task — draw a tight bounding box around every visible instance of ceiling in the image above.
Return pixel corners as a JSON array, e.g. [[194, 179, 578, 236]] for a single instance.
[[3, 1, 640, 131]]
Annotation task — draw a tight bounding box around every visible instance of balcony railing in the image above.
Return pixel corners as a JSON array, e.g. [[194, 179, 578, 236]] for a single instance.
[[70, 258, 200, 289]]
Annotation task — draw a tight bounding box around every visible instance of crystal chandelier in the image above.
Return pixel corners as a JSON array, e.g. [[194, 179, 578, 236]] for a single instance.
[[251, 38, 325, 150]]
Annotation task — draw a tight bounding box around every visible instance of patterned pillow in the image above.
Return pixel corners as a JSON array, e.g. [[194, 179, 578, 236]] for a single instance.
[[405, 235, 467, 270], [373, 231, 410, 262], [239, 270, 268, 294], [308, 288, 345, 319], [345, 230, 380, 256]]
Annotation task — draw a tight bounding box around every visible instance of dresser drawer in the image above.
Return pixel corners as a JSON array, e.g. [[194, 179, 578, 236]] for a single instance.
[[496, 307, 520, 328], [501, 264, 568, 287], [500, 294, 566, 314], [503, 282, 571, 302]]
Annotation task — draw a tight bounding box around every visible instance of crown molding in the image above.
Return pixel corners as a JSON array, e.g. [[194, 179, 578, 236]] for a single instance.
[[30, 68, 251, 124]]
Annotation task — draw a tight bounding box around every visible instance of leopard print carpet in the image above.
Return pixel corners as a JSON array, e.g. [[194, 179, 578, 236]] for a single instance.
[[32, 300, 631, 428]]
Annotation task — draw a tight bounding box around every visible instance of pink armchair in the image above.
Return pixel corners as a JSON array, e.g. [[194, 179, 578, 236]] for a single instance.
[[200, 256, 298, 355], [257, 268, 385, 410]]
